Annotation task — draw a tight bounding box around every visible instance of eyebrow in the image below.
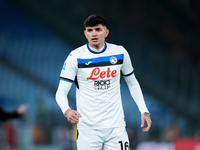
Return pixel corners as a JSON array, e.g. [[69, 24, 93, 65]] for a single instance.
[[86, 27, 102, 31]]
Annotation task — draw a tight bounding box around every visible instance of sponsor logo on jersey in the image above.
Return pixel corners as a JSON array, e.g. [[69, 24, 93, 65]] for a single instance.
[[110, 56, 118, 64], [85, 61, 92, 65], [87, 67, 117, 90], [87, 67, 117, 80], [94, 80, 110, 90]]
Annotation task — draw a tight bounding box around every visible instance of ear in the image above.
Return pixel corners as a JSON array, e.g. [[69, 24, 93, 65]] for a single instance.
[[105, 29, 109, 38], [84, 30, 87, 38]]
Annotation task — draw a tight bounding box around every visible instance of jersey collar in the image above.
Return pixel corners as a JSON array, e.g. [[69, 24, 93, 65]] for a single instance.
[[87, 43, 107, 54]]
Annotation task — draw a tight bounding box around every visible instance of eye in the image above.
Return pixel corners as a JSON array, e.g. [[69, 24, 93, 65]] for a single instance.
[[87, 29, 92, 32], [96, 28, 101, 31]]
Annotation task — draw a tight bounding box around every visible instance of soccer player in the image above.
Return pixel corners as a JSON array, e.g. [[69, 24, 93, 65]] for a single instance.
[[56, 14, 152, 150]]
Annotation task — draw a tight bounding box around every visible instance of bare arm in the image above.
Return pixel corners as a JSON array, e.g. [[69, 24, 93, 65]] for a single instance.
[[0, 104, 27, 121]]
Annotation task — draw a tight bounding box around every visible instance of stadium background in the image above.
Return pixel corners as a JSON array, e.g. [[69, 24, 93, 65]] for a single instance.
[[0, 0, 199, 149]]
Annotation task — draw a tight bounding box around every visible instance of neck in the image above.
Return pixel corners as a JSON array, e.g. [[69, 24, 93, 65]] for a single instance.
[[87, 43, 106, 53]]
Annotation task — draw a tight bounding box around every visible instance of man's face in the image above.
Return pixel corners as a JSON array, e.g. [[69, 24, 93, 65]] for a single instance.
[[84, 24, 109, 49]]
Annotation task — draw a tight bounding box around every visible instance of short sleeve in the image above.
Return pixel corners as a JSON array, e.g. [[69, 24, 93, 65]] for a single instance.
[[121, 47, 134, 76], [60, 51, 77, 82]]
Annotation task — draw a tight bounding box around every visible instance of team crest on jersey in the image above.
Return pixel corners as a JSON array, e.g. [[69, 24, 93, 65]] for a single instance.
[[110, 56, 117, 64]]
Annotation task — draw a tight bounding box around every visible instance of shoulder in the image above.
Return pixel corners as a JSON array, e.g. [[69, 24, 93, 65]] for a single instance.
[[106, 43, 128, 55], [68, 44, 87, 57], [106, 43, 126, 50], [106, 42, 122, 48]]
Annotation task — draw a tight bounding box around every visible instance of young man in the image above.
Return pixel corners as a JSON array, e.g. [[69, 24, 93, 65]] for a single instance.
[[56, 14, 152, 150]]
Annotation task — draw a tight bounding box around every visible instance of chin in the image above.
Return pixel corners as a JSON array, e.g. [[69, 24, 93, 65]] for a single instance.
[[91, 43, 99, 47]]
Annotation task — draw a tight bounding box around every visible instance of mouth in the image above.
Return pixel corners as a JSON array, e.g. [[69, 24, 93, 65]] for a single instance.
[[91, 38, 98, 42]]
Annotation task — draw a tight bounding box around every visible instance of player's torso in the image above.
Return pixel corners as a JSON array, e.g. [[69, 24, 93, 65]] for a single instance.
[[75, 43, 124, 94], [74, 43, 126, 129]]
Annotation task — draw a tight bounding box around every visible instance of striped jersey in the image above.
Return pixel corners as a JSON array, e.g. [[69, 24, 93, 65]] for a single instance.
[[60, 43, 134, 129]]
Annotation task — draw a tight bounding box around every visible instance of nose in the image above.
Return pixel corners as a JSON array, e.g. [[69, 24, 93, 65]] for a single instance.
[[91, 30, 97, 36]]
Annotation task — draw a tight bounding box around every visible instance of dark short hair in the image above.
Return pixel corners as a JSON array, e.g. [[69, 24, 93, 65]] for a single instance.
[[84, 14, 107, 28]]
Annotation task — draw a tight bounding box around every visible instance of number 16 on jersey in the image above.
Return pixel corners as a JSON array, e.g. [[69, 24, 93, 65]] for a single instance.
[[119, 141, 129, 150]]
